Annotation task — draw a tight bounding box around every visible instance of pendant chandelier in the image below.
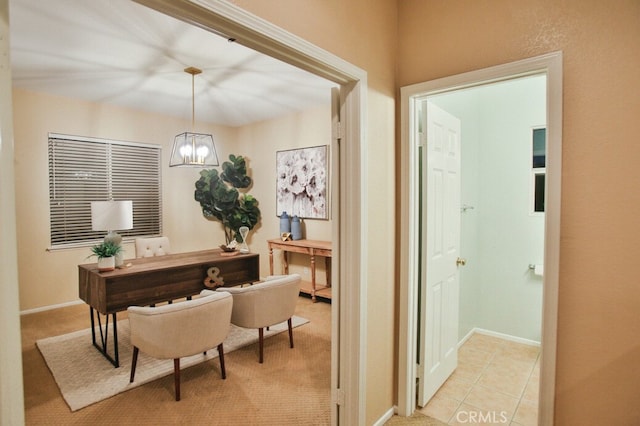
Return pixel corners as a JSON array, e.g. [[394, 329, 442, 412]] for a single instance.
[[169, 67, 219, 167]]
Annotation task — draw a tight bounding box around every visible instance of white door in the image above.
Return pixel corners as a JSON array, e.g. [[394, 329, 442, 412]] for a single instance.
[[417, 101, 462, 406]]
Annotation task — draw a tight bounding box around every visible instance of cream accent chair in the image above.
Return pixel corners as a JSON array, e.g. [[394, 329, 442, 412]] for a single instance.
[[127, 290, 233, 401], [135, 236, 171, 258], [135, 236, 174, 305], [216, 274, 301, 363]]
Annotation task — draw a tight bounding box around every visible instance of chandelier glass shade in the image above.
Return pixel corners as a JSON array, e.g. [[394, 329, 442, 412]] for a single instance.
[[169, 67, 219, 167], [170, 132, 218, 166]]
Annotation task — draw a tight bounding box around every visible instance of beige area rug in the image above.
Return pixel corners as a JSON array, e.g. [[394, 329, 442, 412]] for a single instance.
[[36, 316, 308, 412]]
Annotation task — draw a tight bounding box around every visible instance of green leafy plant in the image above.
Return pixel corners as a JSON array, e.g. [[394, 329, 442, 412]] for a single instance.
[[88, 241, 122, 259], [194, 154, 261, 245]]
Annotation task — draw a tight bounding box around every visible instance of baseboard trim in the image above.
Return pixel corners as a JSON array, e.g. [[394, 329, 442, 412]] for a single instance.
[[458, 328, 476, 347], [372, 406, 396, 426], [461, 327, 540, 347], [20, 299, 84, 315]]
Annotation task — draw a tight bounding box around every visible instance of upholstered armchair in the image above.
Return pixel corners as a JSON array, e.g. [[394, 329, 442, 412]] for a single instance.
[[135, 236, 176, 305], [216, 274, 301, 363], [135, 236, 171, 258], [127, 290, 233, 401]]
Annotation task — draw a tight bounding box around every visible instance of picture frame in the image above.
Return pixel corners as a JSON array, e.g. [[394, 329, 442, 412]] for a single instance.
[[276, 145, 329, 220]]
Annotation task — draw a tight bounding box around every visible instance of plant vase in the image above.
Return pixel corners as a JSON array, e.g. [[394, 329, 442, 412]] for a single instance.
[[219, 241, 240, 257], [97, 256, 115, 272]]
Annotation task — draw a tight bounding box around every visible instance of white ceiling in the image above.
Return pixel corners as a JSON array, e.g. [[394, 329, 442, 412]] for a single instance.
[[9, 0, 337, 127]]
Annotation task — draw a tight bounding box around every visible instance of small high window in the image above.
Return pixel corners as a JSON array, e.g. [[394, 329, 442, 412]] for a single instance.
[[531, 127, 546, 213]]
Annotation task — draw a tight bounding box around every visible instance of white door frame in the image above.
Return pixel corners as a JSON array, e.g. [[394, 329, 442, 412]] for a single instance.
[[132, 1, 368, 424], [0, 0, 27, 424], [398, 52, 562, 425]]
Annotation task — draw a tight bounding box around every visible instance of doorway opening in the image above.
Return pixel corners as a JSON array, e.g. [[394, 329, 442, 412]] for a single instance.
[[132, 1, 368, 425], [398, 52, 562, 426], [415, 74, 546, 421]]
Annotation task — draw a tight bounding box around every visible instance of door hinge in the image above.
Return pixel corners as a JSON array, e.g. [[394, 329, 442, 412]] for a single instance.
[[333, 121, 344, 140], [332, 388, 345, 406], [418, 130, 427, 147]]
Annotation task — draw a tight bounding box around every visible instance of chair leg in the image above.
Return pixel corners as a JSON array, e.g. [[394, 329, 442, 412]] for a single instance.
[[218, 343, 226, 379], [174, 358, 181, 401], [258, 327, 264, 363], [288, 317, 294, 348], [130, 346, 139, 383]]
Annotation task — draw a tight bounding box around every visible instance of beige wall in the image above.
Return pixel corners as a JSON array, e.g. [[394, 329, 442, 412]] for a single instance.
[[231, 1, 399, 422], [235, 105, 333, 281], [397, 0, 640, 424]]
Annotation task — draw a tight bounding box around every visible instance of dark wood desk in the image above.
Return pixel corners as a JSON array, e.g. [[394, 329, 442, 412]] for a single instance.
[[79, 249, 259, 367], [267, 239, 331, 302]]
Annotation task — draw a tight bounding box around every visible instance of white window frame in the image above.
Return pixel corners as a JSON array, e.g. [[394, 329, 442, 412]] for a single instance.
[[48, 133, 162, 249]]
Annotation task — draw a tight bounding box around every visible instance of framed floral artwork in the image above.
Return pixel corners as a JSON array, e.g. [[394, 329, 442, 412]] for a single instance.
[[276, 145, 329, 219]]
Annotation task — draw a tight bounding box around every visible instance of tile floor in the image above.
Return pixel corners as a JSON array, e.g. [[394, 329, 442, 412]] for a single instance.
[[415, 333, 540, 425]]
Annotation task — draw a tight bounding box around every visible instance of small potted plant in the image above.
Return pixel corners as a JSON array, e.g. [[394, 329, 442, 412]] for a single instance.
[[89, 241, 123, 272]]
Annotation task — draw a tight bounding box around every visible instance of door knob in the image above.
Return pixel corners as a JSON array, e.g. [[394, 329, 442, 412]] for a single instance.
[[456, 257, 467, 267]]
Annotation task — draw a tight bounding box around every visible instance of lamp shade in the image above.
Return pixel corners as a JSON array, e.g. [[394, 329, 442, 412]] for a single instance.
[[169, 132, 219, 167], [91, 201, 133, 231]]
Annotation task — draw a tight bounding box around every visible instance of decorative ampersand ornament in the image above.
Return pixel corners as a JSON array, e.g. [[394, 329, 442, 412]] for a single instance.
[[203, 266, 225, 288]]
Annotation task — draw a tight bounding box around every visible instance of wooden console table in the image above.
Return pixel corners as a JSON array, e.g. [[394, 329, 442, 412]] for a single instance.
[[79, 249, 259, 367], [267, 239, 332, 302]]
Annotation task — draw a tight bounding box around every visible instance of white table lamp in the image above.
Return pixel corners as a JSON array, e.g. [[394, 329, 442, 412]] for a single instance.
[[91, 200, 133, 267]]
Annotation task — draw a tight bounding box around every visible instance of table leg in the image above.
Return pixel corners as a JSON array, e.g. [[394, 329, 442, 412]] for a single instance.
[[269, 246, 274, 275], [90, 307, 120, 368], [326, 257, 332, 288], [283, 252, 289, 275], [310, 253, 317, 302]]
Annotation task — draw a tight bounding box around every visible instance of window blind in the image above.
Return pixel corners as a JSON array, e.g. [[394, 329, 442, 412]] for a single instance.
[[48, 134, 162, 247]]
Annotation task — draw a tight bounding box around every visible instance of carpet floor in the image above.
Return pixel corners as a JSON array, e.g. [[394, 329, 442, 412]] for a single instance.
[[22, 296, 331, 425]]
